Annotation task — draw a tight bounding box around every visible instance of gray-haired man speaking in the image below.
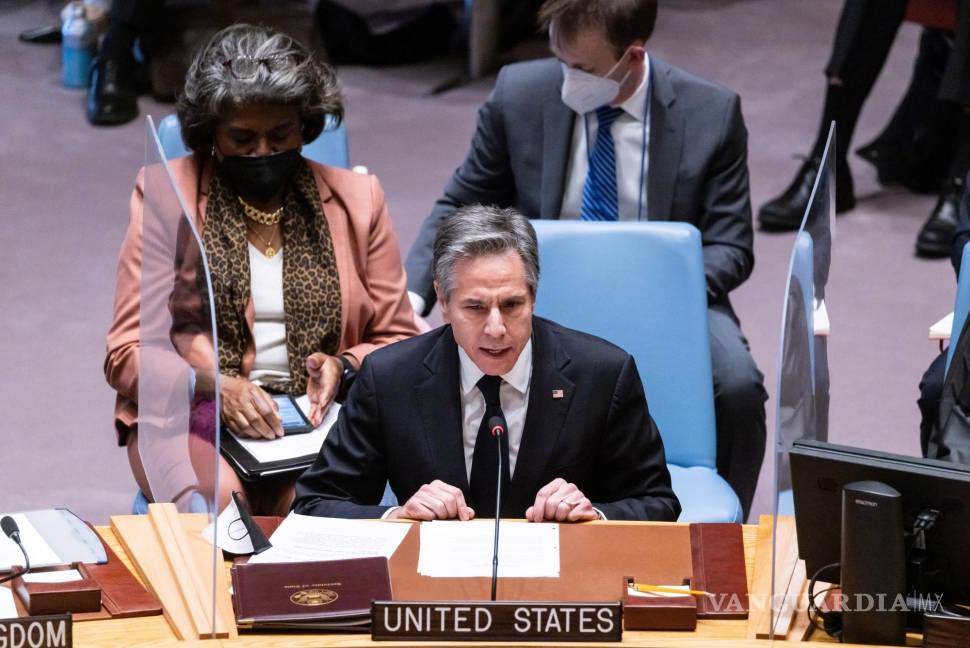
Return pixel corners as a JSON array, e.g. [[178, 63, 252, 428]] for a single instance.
[[294, 205, 680, 521]]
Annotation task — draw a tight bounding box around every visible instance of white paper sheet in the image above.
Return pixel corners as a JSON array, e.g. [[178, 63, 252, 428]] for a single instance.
[[930, 311, 954, 340], [248, 513, 409, 564], [231, 396, 340, 464], [0, 514, 62, 572], [0, 585, 16, 619], [417, 520, 560, 577], [202, 498, 254, 555], [22, 569, 83, 584]]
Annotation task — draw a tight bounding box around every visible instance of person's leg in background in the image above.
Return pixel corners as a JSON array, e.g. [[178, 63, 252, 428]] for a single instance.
[[708, 304, 768, 521], [758, 0, 907, 231], [918, 350, 948, 456], [857, 29, 957, 196], [919, 0, 970, 256], [88, 0, 165, 125]]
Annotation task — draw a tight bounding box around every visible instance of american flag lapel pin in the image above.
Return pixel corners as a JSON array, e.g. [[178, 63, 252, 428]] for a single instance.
[[552, 389, 564, 399]]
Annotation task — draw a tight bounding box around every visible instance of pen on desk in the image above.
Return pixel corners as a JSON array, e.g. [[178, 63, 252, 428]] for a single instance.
[[631, 583, 712, 597]]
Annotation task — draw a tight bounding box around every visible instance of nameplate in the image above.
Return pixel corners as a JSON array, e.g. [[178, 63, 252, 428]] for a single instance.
[[0, 614, 72, 648], [371, 601, 622, 642]]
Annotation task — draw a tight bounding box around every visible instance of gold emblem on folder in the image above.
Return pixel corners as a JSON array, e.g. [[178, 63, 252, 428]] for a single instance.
[[290, 589, 339, 606]]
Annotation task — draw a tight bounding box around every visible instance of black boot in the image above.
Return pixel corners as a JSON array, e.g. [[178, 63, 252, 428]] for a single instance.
[[757, 156, 855, 231], [915, 177, 964, 258], [86, 55, 139, 126]]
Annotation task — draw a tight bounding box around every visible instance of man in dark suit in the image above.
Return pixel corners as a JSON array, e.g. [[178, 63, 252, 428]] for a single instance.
[[403, 0, 765, 518], [294, 205, 680, 521]]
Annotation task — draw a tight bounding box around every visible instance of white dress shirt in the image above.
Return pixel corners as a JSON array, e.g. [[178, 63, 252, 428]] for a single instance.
[[457, 339, 533, 481], [248, 244, 290, 385], [561, 54, 652, 221]]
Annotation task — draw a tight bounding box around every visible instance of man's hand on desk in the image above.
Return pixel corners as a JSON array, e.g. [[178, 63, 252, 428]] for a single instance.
[[386, 480, 476, 521], [526, 478, 599, 522]]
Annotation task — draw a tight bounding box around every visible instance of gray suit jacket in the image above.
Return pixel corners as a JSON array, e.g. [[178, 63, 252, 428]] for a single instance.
[[405, 56, 754, 314]]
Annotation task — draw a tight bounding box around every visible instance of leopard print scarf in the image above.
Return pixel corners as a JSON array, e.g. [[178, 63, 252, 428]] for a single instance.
[[202, 161, 342, 395]]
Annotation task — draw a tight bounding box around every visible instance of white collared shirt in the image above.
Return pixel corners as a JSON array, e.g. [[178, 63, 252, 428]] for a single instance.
[[457, 339, 533, 481], [561, 54, 652, 221]]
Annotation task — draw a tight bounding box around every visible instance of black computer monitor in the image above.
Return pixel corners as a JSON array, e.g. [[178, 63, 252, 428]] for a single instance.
[[791, 439, 970, 604]]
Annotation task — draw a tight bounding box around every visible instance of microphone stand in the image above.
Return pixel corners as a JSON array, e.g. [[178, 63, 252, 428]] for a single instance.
[[490, 442, 502, 602], [0, 519, 31, 586]]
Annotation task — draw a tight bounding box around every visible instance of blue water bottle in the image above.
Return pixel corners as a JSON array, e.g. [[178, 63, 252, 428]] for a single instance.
[[62, 1, 96, 88]]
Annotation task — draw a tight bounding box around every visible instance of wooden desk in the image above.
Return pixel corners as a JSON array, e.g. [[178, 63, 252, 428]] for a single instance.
[[80, 523, 914, 647]]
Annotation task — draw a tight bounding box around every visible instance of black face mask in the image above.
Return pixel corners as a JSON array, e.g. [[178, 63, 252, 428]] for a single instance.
[[218, 148, 302, 202]]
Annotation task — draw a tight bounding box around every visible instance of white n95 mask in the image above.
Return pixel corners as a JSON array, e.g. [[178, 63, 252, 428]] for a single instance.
[[559, 55, 631, 115]]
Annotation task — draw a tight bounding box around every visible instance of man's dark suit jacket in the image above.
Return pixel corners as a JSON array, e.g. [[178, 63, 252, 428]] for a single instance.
[[293, 317, 681, 521], [404, 56, 754, 315]]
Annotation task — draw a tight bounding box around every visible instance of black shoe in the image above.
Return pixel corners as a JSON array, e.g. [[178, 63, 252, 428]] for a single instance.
[[757, 156, 856, 231], [856, 139, 949, 194], [86, 57, 139, 126], [18, 25, 61, 44], [915, 178, 964, 258]]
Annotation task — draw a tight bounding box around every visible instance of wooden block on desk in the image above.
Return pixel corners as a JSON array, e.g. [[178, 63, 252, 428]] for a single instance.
[[148, 504, 220, 638], [623, 578, 697, 631], [746, 514, 774, 639], [111, 514, 197, 641], [11, 564, 101, 615], [111, 511, 236, 641]]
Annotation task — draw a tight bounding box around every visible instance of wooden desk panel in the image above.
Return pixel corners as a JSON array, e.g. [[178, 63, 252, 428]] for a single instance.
[[89, 522, 916, 647], [389, 521, 692, 602]]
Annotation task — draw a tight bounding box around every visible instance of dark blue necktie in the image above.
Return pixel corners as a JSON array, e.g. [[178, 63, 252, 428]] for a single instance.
[[581, 106, 625, 221], [469, 375, 511, 518]]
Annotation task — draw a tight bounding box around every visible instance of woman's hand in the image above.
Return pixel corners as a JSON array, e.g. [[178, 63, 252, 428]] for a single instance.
[[220, 376, 282, 439], [306, 353, 344, 426]]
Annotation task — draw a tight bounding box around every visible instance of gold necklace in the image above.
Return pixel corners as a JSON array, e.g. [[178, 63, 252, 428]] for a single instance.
[[248, 225, 281, 258], [238, 196, 283, 225]]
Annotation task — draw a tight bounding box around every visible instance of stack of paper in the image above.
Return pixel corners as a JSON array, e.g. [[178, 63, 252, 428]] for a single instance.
[[248, 514, 409, 564], [417, 520, 560, 577]]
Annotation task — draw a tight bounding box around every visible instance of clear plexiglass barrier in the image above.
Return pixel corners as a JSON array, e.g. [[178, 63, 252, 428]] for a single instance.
[[137, 116, 223, 637], [769, 123, 835, 638]]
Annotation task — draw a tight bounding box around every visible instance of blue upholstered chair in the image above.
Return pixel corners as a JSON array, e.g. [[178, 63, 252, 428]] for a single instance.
[[946, 243, 970, 373], [154, 113, 350, 168], [530, 221, 742, 522]]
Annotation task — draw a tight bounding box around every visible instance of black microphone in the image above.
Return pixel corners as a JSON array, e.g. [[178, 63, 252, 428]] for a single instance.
[[487, 415, 507, 602], [1, 516, 20, 544], [0, 515, 30, 585]]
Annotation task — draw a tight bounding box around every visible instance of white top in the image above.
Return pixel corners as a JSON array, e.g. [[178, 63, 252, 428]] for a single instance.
[[248, 243, 290, 384], [561, 54, 652, 221], [457, 339, 533, 481]]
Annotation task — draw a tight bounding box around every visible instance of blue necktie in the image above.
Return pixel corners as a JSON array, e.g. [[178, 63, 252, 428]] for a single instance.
[[581, 106, 625, 222]]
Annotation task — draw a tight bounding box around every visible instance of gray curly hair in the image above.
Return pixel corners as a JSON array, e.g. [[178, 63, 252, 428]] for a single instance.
[[433, 205, 540, 302], [176, 23, 343, 155]]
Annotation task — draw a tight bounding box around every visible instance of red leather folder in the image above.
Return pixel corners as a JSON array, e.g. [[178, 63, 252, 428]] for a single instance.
[[84, 527, 163, 619], [690, 523, 749, 619], [231, 556, 391, 630]]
